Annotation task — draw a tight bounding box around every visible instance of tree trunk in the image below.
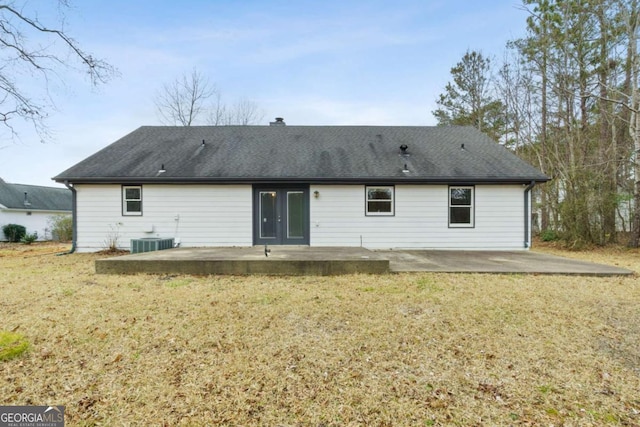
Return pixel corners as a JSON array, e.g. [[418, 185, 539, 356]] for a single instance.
[[597, 5, 617, 243], [540, 27, 550, 232], [627, 0, 640, 247]]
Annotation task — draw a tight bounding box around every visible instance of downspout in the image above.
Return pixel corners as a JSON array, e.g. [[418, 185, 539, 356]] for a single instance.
[[57, 181, 77, 255], [524, 180, 536, 249]]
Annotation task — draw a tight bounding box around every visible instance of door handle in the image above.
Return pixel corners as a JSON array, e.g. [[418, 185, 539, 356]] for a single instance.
[[277, 216, 281, 222]]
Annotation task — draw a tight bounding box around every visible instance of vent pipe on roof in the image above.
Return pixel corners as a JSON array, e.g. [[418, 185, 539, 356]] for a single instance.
[[270, 117, 286, 126], [399, 144, 408, 154], [23, 192, 31, 207]]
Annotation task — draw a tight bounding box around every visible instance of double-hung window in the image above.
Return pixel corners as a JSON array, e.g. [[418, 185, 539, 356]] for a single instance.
[[366, 186, 394, 216], [449, 186, 474, 227], [122, 185, 142, 216]]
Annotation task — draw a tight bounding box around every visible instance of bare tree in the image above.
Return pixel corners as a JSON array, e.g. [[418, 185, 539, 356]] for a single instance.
[[156, 69, 264, 127], [619, 0, 640, 247], [154, 68, 217, 126], [208, 91, 226, 126], [0, 2, 116, 140], [215, 97, 264, 126], [499, 0, 640, 247]]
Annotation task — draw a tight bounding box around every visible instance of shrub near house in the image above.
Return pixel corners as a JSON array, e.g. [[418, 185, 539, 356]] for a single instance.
[[1, 224, 26, 242], [48, 214, 73, 242]]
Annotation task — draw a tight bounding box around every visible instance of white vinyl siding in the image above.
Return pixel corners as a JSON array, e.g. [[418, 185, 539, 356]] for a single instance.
[[74, 183, 529, 252], [310, 184, 526, 250], [75, 184, 252, 252], [0, 210, 70, 241]]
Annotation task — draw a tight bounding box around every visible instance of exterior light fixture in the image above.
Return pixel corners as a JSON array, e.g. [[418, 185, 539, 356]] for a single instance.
[[314, 190, 320, 198]]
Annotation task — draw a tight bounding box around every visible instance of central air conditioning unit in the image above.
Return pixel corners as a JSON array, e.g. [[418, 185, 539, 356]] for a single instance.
[[130, 238, 175, 254]]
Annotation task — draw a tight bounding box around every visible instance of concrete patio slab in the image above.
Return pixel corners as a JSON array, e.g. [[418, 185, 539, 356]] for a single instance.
[[377, 250, 634, 276], [95, 246, 634, 276], [95, 246, 389, 275]]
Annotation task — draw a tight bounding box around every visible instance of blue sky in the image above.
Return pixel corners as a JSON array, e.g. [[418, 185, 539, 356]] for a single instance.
[[1, 0, 528, 187]]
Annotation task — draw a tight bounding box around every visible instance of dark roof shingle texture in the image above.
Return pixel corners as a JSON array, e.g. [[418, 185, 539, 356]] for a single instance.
[[0, 182, 72, 211], [54, 125, 548, 184]]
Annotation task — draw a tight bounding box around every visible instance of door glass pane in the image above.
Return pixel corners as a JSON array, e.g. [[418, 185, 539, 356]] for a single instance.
[[287, 191, 304, 239], [260, 192, 277, 238]]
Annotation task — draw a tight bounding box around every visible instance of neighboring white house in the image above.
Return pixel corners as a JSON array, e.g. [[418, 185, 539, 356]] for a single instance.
[[53, 121, 549, 253], [0, 179, 72, 241]]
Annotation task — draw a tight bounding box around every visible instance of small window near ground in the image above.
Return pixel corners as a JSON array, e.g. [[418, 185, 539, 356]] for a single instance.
[[366, 186, 394, 216], [449, 186, 474, 227], [123, 186, 142, 216]]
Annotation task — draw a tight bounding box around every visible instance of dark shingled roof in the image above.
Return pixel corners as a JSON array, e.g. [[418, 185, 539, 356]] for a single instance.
[[53, 125, 548, 184], [0, 181, 72, 211]]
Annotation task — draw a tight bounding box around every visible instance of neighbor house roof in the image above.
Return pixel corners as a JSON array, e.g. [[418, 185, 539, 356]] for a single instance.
[[53, 125, 548, 184], [0, 181, 72, 211]]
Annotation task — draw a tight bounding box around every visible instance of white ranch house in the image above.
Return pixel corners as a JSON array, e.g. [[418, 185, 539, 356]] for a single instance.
[[0, 179, 72, 241], [53, 122, 548, 253]]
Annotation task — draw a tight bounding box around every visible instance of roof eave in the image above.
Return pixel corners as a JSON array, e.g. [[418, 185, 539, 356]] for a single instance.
[[1, 208, 71, 213], [54, 176, 550, 185]]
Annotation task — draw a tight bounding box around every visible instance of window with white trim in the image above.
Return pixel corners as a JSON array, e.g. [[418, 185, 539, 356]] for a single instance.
[[122, 185, 142, 216], [449, 186, 474, 227], [366, 186, 394, 216]]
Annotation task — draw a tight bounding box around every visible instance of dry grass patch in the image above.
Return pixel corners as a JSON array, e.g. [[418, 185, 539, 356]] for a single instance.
[[533, 238, 640, 273], [1, 243, 639, 425]]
